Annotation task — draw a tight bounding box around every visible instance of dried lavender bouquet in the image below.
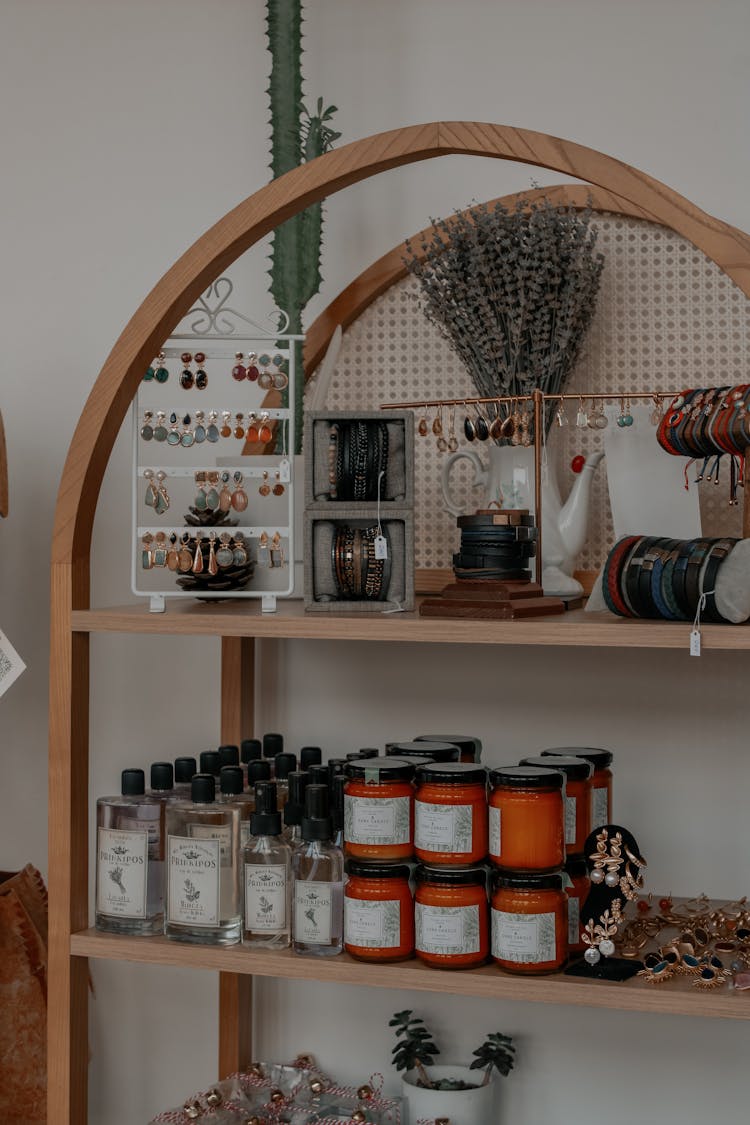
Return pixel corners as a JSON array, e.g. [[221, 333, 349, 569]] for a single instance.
[[404, 195, 604, 430]]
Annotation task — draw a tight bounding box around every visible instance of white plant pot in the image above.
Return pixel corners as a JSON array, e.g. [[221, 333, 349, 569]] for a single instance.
[[401, 1064, 496, 1125], [292, 452, 305, 598]]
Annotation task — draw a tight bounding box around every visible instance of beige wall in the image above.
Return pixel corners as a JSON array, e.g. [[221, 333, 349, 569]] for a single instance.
[[1, 1, 748, 1121]]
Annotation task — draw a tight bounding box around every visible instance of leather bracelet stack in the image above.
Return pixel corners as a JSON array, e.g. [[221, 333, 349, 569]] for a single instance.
[[331, 524, 388, 600], [453, 510, 537, 581], [657, 386, 750, 503], [602, 535, 739, 622], [331, 420, 389, 501]]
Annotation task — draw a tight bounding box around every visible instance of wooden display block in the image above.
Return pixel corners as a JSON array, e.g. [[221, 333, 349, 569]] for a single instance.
[[419, 577, 565, 620]]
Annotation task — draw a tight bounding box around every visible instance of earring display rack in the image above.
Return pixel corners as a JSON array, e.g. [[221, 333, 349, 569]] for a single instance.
[[132, 284, 301, 614]]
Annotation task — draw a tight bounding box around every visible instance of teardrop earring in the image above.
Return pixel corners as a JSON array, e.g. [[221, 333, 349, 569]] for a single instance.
[[258, 413, 273, 444], [178, 533, 193, 572], [207, 532, 219, 576], [206, 411, 220, 443], [179, 352, 194, 390], [218, 472, 233, 513], [194, 472, 207, 511], [464, 402, 476, 442], [448, 406, 459, 452], [194, 352, 208, 390], [155, 471, 170, 514], [418, 408, 429, 437], [166, 412, 181, 446], [192, 533, 204, 574], [231, 471, 249, 511], [205, 472, 220, 511], [246, 412, 259, 442], [193, 411, 206, 443], [144, 470, 158, 508]]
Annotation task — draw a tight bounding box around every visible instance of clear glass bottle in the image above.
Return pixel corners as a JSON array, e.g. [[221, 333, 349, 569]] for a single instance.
[[174, 756, 197, 798], [292, 785, 344, 957], [218, 765, 256, 847], [273, 752, 297, 810], [165, 773, 241, 945], [148, 761, 175, 800], [95, 768, 164, 936], [331, 774, 346, 850], [243, 781, 292, 948], [283, 770, 309, 848]]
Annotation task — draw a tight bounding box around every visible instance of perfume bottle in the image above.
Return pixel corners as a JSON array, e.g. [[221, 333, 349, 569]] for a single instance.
[[218, 765, 255, 847], [299, 746, 322, 770], [242, 781, 292, 948], [292, 785, 344, 957], [174, 756, 197, 797], [328, 758, 347, 785], [283, 770, 310, 848], [165, 774, 241, 945], [263, 731, 284, 776], [95, 768, 164, 936], [199, 749, 221, 778], [241, 738, 262, 786], [331, 774, 346, 850], [307, 764, 330, 789], [273, 752, 297, 810], [219, 744, 240, 770], [148, 761, 175, 800]]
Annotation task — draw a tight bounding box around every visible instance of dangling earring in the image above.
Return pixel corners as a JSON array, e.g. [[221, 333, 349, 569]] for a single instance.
[[155, 471, 170, 514], [216, 533, 234, 569], [464, 402, 476, 442], [146, 352, 169, 384], [218, 472, 233, 512], [258, 412, 273, 443], [141, 533, 154, 569], [192, 533, 204, 574], [194, 472, 207, 511], [246, 352, 259, 382], [258, 530, 269, 564], [556, 401, 569, 427], [179, 352, 194, 390], [432, 405, 443, 438], [194, 352, 208, 390], [166, 533, 179, 571], [435, 406, 448, 452], [194, 410, 206, 444], [232, 352, 246, 381], [246, 412, 259, 442], [234, 413, 245, 440], [231, 471, 249, 511], [270, 531, 285, 567], [180, 414, 194, 448], [259, 470, 271, 498], [206, 411, 220, 443], [207, 532, 219, 576], [418, 407, 428, 437], [153, 412, 168, 443], [178, 533, 193, 573], [650, 394, 663, 426], [152, 532, 168, 567], [232, 533, 248, 566], [257, 354, 273, 389], [220, 411, 232, 439], [166, 412, 180, 446], [144, 470, 158, 508], [273, 470, 285, 496], [272, 358, 289, 390], [205, 472, 220, 511], [141, 412, 154, 441], [448, 406, 459, 452]]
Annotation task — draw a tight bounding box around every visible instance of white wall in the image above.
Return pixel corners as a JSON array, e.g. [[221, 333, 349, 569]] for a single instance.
[[2, 1, 749, 1122]]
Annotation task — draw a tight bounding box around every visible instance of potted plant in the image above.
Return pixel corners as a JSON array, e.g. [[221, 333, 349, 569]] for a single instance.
[[390, 1009, 515, 1125]]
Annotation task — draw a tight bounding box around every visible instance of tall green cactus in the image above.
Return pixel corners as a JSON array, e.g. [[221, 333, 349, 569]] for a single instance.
[[266, 0, 340, 451]]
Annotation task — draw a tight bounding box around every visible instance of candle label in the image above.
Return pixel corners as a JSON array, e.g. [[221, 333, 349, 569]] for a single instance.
[[489, 806, 501, 857], [591, 786, 608, 830], [344, 795, 410, 845], [415, 903, 480, 955], [564, 796, 577, 845], [189, 822, 233, 866], [415, 802, 472, 853], [492, 908, 557, 963], [167, 835, 220, 927], [96, 828, 148, 919], [567, 895, 581, 946], [244, 863, 287, 932], [345, 897, 401, 948], [294, 880, 333, 944]]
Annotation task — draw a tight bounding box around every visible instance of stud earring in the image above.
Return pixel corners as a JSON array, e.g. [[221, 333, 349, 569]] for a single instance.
[[246, 412, 259, 442], [259, 470, 271, 498], [231, 471, 248, 512], [153, 412, 168, 443], [207, 532, 219, 576], [218, 472, 233, 513], [258, 412, 273, 444], [144, 470, 158, 508], [206, 411, 220, 443], [193, 410, 206, 444], [192, 532, 204, 574], [155, 471, 170, 514], [231, 352, 246, 381], [194, 352, 208, 390], [273, 470, 285, 496], [145, 352, 169, 383], [179, 352, 194, 390], [141, 412, 154, 441]]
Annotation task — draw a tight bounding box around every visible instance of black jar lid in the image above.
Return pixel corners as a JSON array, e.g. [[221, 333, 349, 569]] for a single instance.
[[174, 756, 197, 784], [220, 766, 245, 795], [565, 856, 589, 879], [541, 747, 614, 770], [121, 768, 145, 796], [387, 741, 459, 762], [263, 732, 284, 758], [191, 773, 216, 803], [299, 746, 322, 769], [493, 870, 564, 891], [415, 734, 482, 759], [218, 744, 240, 768], [274, 752, 297, 781], [519, 755, 592, 781], [344, 756, 415, 782], [415, 762, 488, 785], [346, 859, 411, 880], [489, 765, 565, 790], [150, 761, 174, 791], [414, 863, 487, 887], [199, 749, 221, 777], [247, 759, 272, 785], [241, 738, 262, 764]]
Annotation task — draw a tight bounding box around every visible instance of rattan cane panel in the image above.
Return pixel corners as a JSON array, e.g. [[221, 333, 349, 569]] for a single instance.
[[313, 216, 750, 571]]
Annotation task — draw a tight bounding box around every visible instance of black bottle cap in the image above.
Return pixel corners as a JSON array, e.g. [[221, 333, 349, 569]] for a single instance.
[[414, 863, 487, 888], [327, 758, 347, 781], [247, 759, 272, 785], [241, 738, 262, 764], [387, 741, 459, 762], [174, 756, 197, 784], [489, 765, 565, 789], [356, 748, 379, 759], [415, 734, 482, 762], [150, 762, 174, 791], [541, 747, 614, 770], [493, 869, 564, 891], [300, 746, 322, 769], [284, 770, 310, 827], [263, 732, 284, 759], [274, 752, 297, 781], [308, 764, 330, 788], [199, 750, 221, 777], [520, 755, 593, 781], [302, 784, 333, 841], [220, 766, 245, 795], [331, 774, 346, 833], [191, 773, 215, 803], [346, 859, 411, 879], [415, 762, 488, 786], [121, 768, 145, 796], [219, 744, 240, 768], [344, 756, 415, 782], [250, 781, 282, 836]]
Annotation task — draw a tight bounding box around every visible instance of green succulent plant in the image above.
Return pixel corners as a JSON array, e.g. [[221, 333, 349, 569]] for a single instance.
[[390, 1009, 515, 1090]]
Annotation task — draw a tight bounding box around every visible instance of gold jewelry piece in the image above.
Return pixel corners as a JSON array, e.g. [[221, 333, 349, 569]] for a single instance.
[[588, 829, 645, 899]]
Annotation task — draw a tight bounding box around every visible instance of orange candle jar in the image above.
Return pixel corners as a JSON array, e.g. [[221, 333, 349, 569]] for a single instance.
[[541, 747, 613, 831], [487, 766, 565, 872], [564, 856, 590, 956], [343, 757, 414, 860], [520, 756, 592, 857], [491, 871, 567, 974], [414, 763, 488, 865], [414, 733, 482, 763], [414, 864, 489, 969], [344, 860, 414, 962]]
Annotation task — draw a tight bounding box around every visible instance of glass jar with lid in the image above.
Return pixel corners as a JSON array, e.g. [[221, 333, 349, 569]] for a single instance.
[[387, 741, 459, 763], [414, 733, 482, 763], [414, 864, 489, 969], [414, 763, 488, 865], [541, 746, 613, 830], [564, 855, 590, 956], [491, 870, 567, 974], [488, 766, 565, 872], [519, 755, 592, 856], [344, 860, 414, 962], [343, 757, 414, 860]]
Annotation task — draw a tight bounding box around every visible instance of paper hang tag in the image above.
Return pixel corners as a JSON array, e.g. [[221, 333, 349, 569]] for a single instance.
[[0, 627, 26, 698], [690, 629, 701, 657], [374, 535, 388, 560], [278, 458, 291, 483]]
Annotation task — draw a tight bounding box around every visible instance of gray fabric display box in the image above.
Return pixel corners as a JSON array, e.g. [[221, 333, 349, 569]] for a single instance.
[[304, 507, 415, 612], [304, 411, 414, 508]]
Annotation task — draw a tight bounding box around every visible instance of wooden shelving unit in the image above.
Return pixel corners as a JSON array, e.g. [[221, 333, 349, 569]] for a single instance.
[[49, 121, 750, 1123]]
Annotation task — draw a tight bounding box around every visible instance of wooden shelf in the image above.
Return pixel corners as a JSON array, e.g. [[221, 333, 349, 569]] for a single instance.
[[71, 928, 750, 1021], [71, 600, 750, 650]]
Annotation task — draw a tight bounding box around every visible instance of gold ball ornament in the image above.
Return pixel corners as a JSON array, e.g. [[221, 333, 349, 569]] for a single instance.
[[357, 1084, 373, 1100], [205, 1089, 222, 1108]]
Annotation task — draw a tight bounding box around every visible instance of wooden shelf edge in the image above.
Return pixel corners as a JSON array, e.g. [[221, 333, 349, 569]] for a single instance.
[[71, 929, 750, 1021], [70, 602, 750, 651]]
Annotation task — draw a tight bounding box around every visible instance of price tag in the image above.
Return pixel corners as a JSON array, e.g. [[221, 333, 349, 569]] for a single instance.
[[374, 535, 388, 560], [278, 458, 291, 483], [690, 629, 701, 657]]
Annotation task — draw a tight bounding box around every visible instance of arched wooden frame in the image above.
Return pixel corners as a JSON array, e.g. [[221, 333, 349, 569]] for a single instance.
[[49, 122, 750, 1121]]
